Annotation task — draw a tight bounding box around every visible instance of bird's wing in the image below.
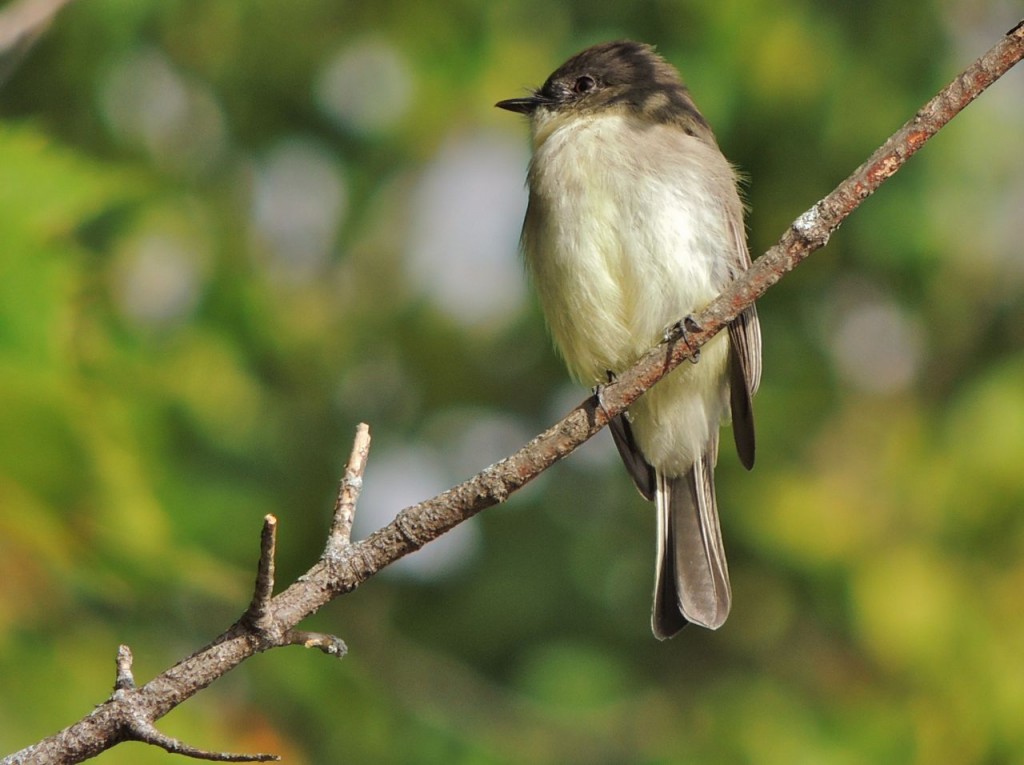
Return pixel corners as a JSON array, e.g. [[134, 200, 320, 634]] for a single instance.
[[609, 412, 656, 501], [725, 200, 761, 469]]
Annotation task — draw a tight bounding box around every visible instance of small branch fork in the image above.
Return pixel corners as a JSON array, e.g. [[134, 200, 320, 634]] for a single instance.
[[112, 645, 278, 763], [1, 428, 371, 765], [4, 20, 1023, 765]]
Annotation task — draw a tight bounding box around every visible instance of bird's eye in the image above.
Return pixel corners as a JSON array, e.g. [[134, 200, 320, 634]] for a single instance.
[[573, 75, 596, 94]]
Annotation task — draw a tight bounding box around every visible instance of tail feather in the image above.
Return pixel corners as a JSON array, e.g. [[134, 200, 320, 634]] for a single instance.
[[651, 439, 731, 639]]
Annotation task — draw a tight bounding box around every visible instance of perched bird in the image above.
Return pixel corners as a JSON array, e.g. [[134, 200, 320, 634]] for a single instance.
[[497, 41, 761, 638]]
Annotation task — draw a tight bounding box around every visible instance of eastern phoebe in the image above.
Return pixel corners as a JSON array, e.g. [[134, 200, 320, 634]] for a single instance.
[[497, 41, 761, 639]]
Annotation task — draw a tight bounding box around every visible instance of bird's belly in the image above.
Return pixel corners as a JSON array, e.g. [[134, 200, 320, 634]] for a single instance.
[[529, 182, 728, 369], [529, 198, 732, 471], [523, 122, 735, 471]]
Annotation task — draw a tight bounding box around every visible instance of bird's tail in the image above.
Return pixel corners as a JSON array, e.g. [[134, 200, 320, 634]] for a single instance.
[[652, 438, 731, 639]]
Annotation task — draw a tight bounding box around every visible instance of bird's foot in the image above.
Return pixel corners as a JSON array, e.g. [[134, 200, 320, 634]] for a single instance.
[[592, 370, 617, 417], [663, 316, 702, 364]]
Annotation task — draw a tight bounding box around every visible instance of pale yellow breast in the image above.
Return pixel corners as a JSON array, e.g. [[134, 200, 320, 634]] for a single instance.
[[521, 110, 739, 471]]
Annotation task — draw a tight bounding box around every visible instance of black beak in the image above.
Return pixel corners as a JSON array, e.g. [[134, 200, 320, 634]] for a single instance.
[[495, 95, 542, 114]]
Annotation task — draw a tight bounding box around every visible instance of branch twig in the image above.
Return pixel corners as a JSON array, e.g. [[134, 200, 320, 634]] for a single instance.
[[327, 422, 371, 553], [124, 720, 278, 763], [242, 515, 278, 635], [0, 0, 77, 87]]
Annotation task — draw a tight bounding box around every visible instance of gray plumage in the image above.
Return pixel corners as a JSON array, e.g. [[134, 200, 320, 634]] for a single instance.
[[498, 41, 760, 638]]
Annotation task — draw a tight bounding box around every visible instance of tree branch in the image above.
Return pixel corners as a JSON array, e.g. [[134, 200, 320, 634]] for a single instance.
[[326, 421, 371, 553], [4, 19, 1023, 765], [0, 0, 77, 87]]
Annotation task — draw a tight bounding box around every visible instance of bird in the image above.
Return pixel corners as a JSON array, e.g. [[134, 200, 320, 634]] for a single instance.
[[496, 40, 761, 639]]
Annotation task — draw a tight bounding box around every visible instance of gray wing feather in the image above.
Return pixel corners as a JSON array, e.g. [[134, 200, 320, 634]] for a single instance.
[[609, 413, 656, 501], [725, 199, 761, 469], [728, 307, 759, 470]]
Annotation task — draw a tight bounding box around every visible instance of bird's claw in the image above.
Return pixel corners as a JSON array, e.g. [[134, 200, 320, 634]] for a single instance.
[[663, 316, 701, 364], [593, 370, 617, 417]]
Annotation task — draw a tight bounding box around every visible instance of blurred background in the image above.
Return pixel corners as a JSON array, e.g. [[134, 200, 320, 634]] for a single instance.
[[1, 1, 1023, 763]]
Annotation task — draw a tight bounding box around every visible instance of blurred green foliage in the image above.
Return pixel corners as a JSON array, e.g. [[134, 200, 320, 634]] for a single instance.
[[2, 1, 1024, 763]]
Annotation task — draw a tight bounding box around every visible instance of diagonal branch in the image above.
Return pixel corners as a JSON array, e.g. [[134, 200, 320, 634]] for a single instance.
[[289, 17, 1024, 595], [4, 19, 1022, 765]]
